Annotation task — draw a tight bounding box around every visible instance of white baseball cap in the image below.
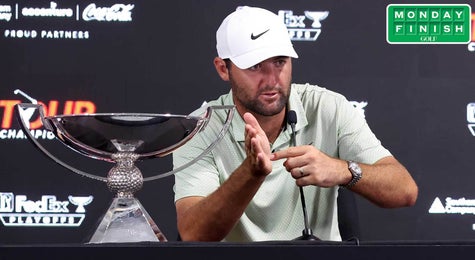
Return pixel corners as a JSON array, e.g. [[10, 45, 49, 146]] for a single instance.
[[216, 6, 298, 69]]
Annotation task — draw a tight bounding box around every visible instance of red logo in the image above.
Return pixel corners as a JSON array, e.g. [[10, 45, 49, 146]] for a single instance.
[[1, 100, 96, 130]]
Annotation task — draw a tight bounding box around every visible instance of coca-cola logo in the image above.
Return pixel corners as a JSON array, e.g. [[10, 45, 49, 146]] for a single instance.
[[83, 3, 134, 22]]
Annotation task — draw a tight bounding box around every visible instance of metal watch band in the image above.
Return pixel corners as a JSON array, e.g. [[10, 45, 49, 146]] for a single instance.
[[341, 161, 362, 189]]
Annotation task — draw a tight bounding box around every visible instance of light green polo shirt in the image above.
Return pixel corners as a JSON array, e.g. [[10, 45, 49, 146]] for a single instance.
[[173, 83, 391, 242]]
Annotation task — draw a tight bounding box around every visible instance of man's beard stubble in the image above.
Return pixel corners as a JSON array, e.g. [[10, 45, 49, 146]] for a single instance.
[[229, 74, 291, 117]]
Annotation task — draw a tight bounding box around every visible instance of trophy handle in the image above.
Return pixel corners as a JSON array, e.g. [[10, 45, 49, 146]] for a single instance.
[[16, 103, 107, 182], [143, 105, 235, 181]]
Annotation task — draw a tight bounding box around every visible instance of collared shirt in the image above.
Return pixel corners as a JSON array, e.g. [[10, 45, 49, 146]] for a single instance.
[[173, 83, 391, 242]]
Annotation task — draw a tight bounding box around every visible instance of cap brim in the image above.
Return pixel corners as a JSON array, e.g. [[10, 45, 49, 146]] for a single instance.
[[230, 44, 298, 69]]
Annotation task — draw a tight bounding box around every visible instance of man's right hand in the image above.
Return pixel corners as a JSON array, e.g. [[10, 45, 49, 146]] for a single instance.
[[243, 112, 273, 177]]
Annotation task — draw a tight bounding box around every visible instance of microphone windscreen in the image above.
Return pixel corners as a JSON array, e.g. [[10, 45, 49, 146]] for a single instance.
[[287, 110, 297, 125]]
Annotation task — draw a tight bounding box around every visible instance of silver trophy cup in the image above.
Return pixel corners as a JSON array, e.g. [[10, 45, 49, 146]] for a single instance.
[[16, 102, 234, 243]]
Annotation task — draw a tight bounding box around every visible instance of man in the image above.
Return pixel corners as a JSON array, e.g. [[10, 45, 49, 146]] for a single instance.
[[172, 6, 418, 242]]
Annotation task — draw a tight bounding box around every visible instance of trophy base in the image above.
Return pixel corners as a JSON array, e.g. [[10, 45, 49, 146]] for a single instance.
[[88, 197, 167, 243]]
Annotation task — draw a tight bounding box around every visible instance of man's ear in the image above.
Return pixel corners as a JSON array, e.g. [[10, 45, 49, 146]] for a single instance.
[[213, 57, 230, 81]]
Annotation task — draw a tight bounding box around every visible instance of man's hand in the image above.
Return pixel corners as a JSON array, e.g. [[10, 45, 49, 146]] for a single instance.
[[271, 145, 418, 208], [243, 112, 273, 177], [271, 145, 349, 187]]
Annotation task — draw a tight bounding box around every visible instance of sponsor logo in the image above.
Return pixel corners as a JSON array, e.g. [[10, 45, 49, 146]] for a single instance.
[[278, 10, 329, 41], [468, 13, 475, 52], [1, 2, 135, 40], [429, 197, 475, 215], [429, 197, 475, 231], [83, 3, 134, 22], [250, 29, 270, 40], [21, 1, 73, 18], [386, 4, 472, 44], [0, 89, 97, 140], [350, 101, 368, 118], [467, 103, 475, 136], [0, 192, 93, 227], [0, 5, 12, 21]]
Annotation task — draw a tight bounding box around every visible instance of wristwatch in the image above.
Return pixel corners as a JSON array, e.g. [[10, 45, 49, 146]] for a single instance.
[[341, 161, 362, 188]]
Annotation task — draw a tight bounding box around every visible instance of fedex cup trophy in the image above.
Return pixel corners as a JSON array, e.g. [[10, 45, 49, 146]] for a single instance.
[[16, 101, 234, 243]]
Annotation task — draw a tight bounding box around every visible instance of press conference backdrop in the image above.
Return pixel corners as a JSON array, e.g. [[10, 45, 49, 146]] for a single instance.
[[0, 0, 474, 244]]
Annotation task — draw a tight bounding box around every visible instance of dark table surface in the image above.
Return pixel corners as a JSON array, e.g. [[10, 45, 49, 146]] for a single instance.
[[2, 240, 475, 260]]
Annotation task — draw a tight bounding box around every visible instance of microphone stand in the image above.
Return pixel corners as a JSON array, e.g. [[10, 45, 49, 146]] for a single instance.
[[288, 111, 319, 241]]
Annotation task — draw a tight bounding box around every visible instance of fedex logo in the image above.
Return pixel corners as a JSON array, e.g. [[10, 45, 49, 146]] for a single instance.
[[278, 9, 329, 41], [0, 192, 93, 227]]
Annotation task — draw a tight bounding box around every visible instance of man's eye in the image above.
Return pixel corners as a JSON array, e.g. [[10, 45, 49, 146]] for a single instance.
[[248, 64, 261, 71], [275, 60, 286, 66]]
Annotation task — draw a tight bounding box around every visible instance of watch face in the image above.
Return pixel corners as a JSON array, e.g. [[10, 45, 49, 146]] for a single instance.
[[343, 161, 362, 188], [349, 162, 362, 175]]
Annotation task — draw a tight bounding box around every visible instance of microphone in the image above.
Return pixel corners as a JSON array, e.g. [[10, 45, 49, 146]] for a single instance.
[[287, 110, 319, 241], [287, 110, 297, 146]]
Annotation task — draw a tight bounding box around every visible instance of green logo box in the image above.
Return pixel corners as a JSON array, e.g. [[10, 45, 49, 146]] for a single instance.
[[387, 4, 472, 44]]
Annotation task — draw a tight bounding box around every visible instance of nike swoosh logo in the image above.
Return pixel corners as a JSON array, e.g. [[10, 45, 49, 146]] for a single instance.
[[250, 29, 270, 40]]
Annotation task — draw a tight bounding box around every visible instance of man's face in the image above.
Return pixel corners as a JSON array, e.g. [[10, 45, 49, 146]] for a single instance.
[[228, 56, 292, 117]]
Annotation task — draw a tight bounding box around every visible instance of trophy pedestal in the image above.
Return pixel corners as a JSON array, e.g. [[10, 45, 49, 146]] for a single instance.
[[88, 197, 167, 243]]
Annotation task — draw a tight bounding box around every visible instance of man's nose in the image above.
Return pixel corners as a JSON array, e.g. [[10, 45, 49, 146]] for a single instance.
[[261, 64, 280, 86]]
